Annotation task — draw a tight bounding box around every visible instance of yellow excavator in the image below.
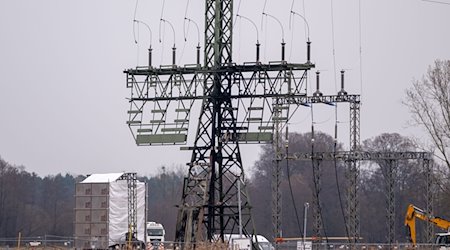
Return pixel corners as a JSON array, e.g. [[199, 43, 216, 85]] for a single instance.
[[404, 204, 450, 248]]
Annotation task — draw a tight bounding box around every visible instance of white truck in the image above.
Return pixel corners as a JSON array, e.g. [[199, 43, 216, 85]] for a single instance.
[[146, 222, 165, 245], [218, 234, 274, 250], [436, 233, 450, 250]]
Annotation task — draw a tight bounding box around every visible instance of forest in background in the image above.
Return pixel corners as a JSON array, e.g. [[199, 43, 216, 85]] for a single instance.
[[0, 132, 449, 244]]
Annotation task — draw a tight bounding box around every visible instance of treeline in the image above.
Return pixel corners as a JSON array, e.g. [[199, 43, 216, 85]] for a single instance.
[[0, 132, 449, 243], [249, 132, 450, 243], [0, 158, 186, 241], [0, 159, 81, 238]]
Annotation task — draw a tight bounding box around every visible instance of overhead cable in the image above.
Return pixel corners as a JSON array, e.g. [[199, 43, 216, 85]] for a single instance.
[[181, 0, 200, 63], [289, 0, 310, 62], [285, 130, 304, 237], [310, 103, 329, 242], [134, 20, 152, 49], [234, 0, 243, 30], [132, 0, 140, 64], [333, 103, 350, 242], [133, 0, 139, 44], [422, 0, 450, 5], [330, 0, 338, 92], [159, 20, 176, 47], [159, 0, 166, 64], [358, 0, 364, 101], [236, 14, 259, 43], [262, 12, 285, 43]]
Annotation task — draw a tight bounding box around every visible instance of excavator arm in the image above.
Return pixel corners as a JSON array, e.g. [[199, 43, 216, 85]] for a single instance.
[[405, 204, 450, 246]]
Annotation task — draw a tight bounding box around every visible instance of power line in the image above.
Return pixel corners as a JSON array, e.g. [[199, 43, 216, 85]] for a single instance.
[[134, 20, 152, 49], [237, 14, 260, 43], [158, 0, 166, 65], [333, 104, 350, 242], [358, 0, 364, 102], [133, 0, 139, 44], [132, 0, 140, 64], [422, 0, 450, 5], [330, 0, 338, 92], [262, 12, 285, 43], [181, 0, 200, 63], [286, 148, 304, 237], [234, 0, 243, 28]]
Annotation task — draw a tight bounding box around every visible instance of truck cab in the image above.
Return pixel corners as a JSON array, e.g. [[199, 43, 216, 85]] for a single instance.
[[217, 234, 274, 250], [146, 222, 165, 245], [436, 233, 450, 250]]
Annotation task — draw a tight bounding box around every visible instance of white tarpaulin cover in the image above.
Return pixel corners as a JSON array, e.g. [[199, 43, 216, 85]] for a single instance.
[[109, 180, 146, 246], [81, 173, 124, 183]]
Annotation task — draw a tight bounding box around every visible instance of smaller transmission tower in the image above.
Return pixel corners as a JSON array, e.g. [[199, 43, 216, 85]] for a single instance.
[[120, 173, 138, 239], [289, 151, 433, 245]]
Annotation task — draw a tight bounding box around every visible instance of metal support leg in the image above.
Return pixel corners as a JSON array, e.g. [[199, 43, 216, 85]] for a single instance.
[[385, 160, 397, 245], [272, 160, 282, 244], [312, 159, 323, 238], [272, 98, 282, 245], [346, 160, 359, 244], [424, 159, 434, 244], [347, 100, 360, 244]]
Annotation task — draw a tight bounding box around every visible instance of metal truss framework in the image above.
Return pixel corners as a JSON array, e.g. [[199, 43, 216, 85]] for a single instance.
[[385, 159, 397, 245], [276, 94, 360, 240], [272, 99, 283, 244], [124, 0, 316, 245], [125, 64, 313, 146], [122, 0, 436, 243], [348, 100, 361, 243], [270, 95, 362, 243], [119, 173, 138, 239], [272, 158, 282, 243], [126, 57, 315, 244], [311, 158, 323, 238], [424, 159, 434, 243], [289, 151, 433, 244]]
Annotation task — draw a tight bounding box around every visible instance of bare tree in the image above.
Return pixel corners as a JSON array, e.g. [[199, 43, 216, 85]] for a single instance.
[[405, 60, 450, 220], [361, 133, 428, 242], [405, 60, 450, 170]]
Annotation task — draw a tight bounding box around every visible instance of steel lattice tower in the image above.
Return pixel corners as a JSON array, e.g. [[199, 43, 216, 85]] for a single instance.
[[311, 159, 323, 238], [124, 0, 314, 245], [175, 0, 251, 244], [289, 151, 432, 245], [347, 99, 361, 243], [118, 173, 138, 240], [424, 159, 434, 243], [272, 101, 283, 243], [384, 160, 397, 245]]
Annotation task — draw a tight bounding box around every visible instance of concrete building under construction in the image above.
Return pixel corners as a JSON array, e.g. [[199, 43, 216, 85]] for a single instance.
[[74, 173, 146, 249]]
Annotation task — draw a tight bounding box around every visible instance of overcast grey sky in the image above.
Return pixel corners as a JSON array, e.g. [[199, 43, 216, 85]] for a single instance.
[[0, 0, 449, 176]]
